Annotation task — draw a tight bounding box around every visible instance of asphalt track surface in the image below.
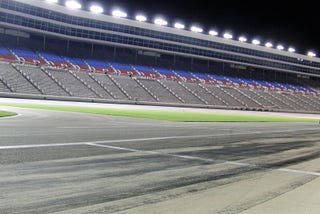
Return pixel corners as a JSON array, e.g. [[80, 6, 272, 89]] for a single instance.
[[1, 105, 320, 213]]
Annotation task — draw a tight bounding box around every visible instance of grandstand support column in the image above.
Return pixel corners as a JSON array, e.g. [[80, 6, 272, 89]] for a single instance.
[[135, 50, 138, 63], [113, 47, 116, 60], [191, 58, 194, 70], [16, 30, 20, 46], [91, 44, 94, 56], [66, 40, 70, 53], [43, 35, 46, 51]]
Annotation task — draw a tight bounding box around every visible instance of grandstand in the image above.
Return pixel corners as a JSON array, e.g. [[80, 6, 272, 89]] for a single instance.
[[0, 0, 319, 113]]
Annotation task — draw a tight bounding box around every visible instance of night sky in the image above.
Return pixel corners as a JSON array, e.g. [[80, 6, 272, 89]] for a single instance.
[[79, 0, 318, 55]]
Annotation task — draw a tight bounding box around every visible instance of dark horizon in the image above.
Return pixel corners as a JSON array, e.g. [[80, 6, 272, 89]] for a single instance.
[[77, 0, 319, 56]]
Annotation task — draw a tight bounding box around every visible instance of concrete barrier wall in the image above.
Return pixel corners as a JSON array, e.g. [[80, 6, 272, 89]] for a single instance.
[[0, 92, 318, 114]]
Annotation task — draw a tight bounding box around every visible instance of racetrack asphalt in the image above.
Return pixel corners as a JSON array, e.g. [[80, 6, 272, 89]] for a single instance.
[[1, 105, 320, 214]]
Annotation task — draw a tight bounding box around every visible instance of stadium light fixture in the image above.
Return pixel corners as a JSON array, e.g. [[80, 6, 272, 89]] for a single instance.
[[238, 36, 247, 42], [223, 32, 233, 39], [190, 26, 203, 33], [307, 51, 316, 57], [209, 30, 218, 36], [252, 39, 261, 45], [174, 23, 185, 30], [154, 18, 168, 26], [112, 9, 127, 18], [265, 42, 273, 48], [65, 0, 81, 9], [277, 45, 284, 50], [90, 5, 104, 14], [46, 0, 58, 3], [288, 47, 296, 53], [136, 15, 147, 22]]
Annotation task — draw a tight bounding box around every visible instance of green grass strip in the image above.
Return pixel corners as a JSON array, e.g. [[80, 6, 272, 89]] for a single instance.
[[0, 110, 17, 117], [0, 102, 319, 122]]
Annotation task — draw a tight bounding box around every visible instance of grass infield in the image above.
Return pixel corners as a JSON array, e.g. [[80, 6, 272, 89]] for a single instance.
[[1, 102, 319, 122], [0, 110, 16, 117]]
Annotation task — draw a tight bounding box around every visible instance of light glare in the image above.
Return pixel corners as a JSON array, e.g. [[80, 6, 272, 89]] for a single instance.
[[190, 26, 203, 33], [288, 47, 296, 53], [112, 9, 127, 18], [252, 39, 261, 45], [90, 5, 103, 14], [265, 42, 273, 48], [238, 36, 247, 42], [277, 45, 284, 50], [174, 23, 185, 29], [223, 33, 233, 39], [136, 15, 147, 22], [307, 51, 316, 57], [209, 30, 218, 36], [65, 0, 81, 9], [46, 0, 58, 3], [154, 18, 168, 26]]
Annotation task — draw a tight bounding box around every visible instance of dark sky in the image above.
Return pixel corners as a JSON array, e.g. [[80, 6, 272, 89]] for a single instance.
[[80, 0, 319, 55]]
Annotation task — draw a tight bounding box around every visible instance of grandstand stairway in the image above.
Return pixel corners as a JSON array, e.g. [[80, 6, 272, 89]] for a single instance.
[[134, 78, 159, 102], [47, 69, 97, 98], [138, 78, 181, 104], [0, 63, 41, 95], [12, 64, 44, 94], [238, 88, 276, 109], [112, 75, 157, 102], [161, 79, 203, 105], [91, 73, 130, 100], [21, 65, 69, 97], [178, 82, 208, 105], [229, 86, 263, 109], [69, 70, 104, 98], [198, 83, 227, 106], [0, 76, 12, 92]]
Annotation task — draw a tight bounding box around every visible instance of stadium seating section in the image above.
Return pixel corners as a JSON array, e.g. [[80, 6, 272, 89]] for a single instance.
[[0, 44, 319, 113]]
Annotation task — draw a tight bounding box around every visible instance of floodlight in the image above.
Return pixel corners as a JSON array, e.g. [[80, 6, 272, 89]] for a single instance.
[[209, 30, 218, 36], [252, 39, 260, 45], [238, 36, 247, 42], [190, 26, 203, 33], [307, 51, 316, 57], [277, 45, 284, 50], [223, 33, 233, 39], [46, 0, 58, 3], [65, 0, 81, 9], [174, 23, 185, 29], [112, 9, 127, 18], [265, 42, 273, 48], [154, 18, 168, 26], [90, 5, 103, 14], [288, 47, 296, 53], [136, 15, 147, 22]]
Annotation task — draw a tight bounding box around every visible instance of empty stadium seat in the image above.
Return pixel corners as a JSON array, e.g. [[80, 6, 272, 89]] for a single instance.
[[0, 44, 15, 62], [64, 57, 89, 70], [174, 70, 199, 82], [86, 59, 113, 73], [191, 72, 214, 84], [110, 62, 139, 76], [39, 51, 70, 68], [154, 67, 180, 80], [132, 65, 160, 78], [10, 47, 44, 65]]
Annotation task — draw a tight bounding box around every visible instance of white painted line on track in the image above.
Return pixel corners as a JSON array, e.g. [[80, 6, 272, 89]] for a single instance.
[[0, 134, 221, 150], [87, 142, 320, 177], [1, 127, 320, 150], [278, 168, 320, 176], [1, 133, 320, 177]]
